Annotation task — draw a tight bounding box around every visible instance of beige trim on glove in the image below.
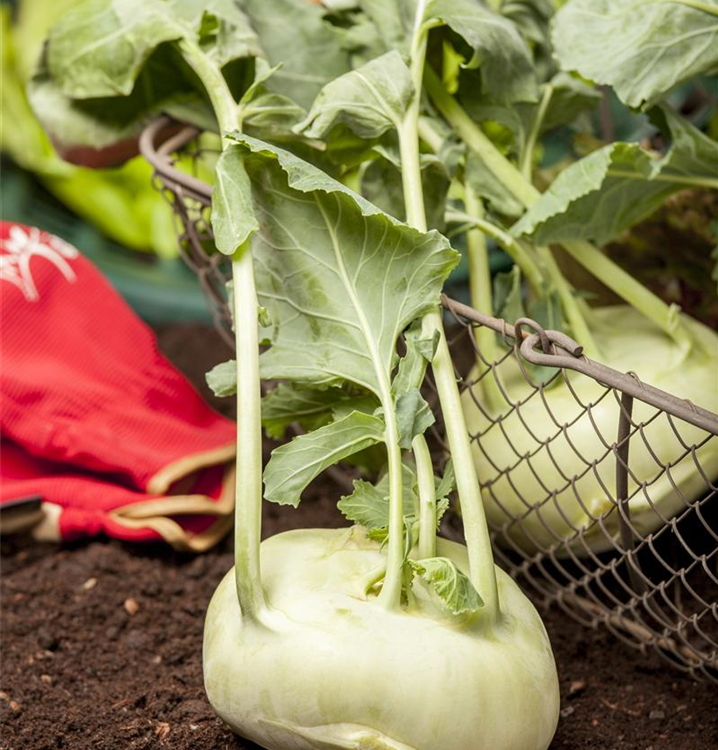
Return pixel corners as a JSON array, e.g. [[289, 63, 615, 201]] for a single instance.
[[147, 441, 236, 495], [17, 462, 236, 552]]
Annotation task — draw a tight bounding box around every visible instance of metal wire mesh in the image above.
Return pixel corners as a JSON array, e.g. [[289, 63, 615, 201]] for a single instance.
[[140, 117, 718, 681]]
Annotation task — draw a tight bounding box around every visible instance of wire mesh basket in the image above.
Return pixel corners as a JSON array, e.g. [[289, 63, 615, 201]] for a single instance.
[[140, 116, 718, 682]]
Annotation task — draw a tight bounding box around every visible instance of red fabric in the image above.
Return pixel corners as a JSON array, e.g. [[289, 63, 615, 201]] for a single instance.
[[0, 222, 235, 546], [1, 440, 222, 543]]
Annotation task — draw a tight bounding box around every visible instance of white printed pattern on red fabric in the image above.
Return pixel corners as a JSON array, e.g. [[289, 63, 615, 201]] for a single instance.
[[0, 225, 79, 301]]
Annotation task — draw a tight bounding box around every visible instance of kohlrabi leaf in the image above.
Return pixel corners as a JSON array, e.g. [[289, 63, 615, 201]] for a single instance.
[[212, 145, 259, 255], [465, 151, 525, 219], [296, 50, 414, 140], [552, 0, 718, 108], [174, 0, 262, 68], [434, 460, 455, 505], [240, 0, 352, 109], [243, 92, 306, 134], [31, 36, 206, 157], [46, 0, 184, 98], [501, 0, 555, 80], [392, 321, 440, 396], [224, 134, 459, 395], [511, 115, 718, 246], [264, 411, 385, 507], [338, 478, 391, 531], [338, 462, 418, 531], [261, 383, 379, 439], [460, 72, 599, 170], [395, 389, 435, 449], [540, 72, 601, 132], [206, 359, 236, 398], [409, 557, 483, 614], [653, 105, 718, 185], [425, 0, 538, 104], [361, 151, 451, 230], [493, 265, 525, 324], [238, 60, 306, 135], [355, 0, 413, 52]]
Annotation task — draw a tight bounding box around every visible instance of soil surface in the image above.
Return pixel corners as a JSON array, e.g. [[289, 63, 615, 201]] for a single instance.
[[2, 323, 717, 750]]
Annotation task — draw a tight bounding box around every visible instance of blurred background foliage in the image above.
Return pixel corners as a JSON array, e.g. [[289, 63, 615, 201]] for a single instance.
[[1, 0, 716, 325]]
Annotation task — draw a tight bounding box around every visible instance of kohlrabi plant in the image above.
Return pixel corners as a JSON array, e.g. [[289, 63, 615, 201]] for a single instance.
[[34, 1, 560, 748], [235, 0, 718, 555]]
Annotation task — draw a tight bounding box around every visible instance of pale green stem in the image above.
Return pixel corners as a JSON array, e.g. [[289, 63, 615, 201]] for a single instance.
[[521, 84, 553, 181], [666, 0, 718, 17], [418, 116, 445, 153], [400, 13, 500, 617], [230, 248, 269, 622], [460, 189, 508, 412], [424, 66, 537, 207], [413, 434, 437, 559], [179, 39, 237, 142], [180, 39, 274, 624], [447, 210, 545, 293], [377, 412, 406, 609], [535, 244, 600, 358], [424, 66, 691, 351], [424, 310, 499, 613], [561, 239, 690, 355]]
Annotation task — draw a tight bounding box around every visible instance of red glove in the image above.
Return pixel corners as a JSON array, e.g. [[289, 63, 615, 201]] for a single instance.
[[0, 222, 236, 550], [0, 440, 233, 550]]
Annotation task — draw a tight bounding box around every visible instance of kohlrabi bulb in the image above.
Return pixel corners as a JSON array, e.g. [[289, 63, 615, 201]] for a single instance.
[[204, 527, 559, 750], [463, 307, 718, 554]]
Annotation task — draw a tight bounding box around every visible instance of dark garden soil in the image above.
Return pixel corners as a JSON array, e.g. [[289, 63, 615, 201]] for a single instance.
[[2, 323, 717, 750]]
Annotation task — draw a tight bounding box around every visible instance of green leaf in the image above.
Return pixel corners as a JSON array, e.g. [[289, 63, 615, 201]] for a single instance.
[[240, 0, 352, 109], [337, 478, 391, 531], [395, 389, 435, 449], [460, 72, 599, 170], [465, 151, 525, 219], [511, 143, 664, 245], [174, 0, 263, 68], [425, 0, 538, 104], [361, 150, 451, 230], [212, 144, 259, 255], [493, 265, 525, 324], [409, 557, 483, 614], [46, 0, 185, 98], [511, 112, 718, 246], [261, 383, 379, 438], [264, 411, 385, 507], [205, 359, 236, 397], [224, 134, 459, 395], [434, 460, 455, 506], [338, 462, 418, 531], [552, 0, 718, 108], [501, 0, 555, 80], [296, 50, 414, 140], [540, 72, 601, 133], [653, 105, 718, 185], [356, 0, 413, 52], [392, 321, 439, 396], [239, 59, 306, 136]]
